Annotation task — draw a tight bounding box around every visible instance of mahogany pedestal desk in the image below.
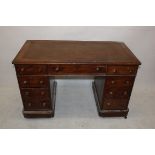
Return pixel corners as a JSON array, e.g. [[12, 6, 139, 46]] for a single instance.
[[12, 40, 141, 118]]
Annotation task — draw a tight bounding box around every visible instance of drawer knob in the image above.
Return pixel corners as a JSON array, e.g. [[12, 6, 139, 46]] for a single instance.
[[96, 66, 105, 72], [42, 102, 46, 107], [55, 66, 60, 72], [109, 91, 113, 95], [111, 80, 115, 84], [96, 67, 100, 71], [23, 80, 28, 84], [41, 91, 45, 95], [113, 68, 117, 73], [28, 102, 31, 107], [40, 80, 44, 84], [107, 102, 111, 106], [127, 67, 133, 73], [126, 81, 129, 84], [21, 68, 24, 72], [124, 91, 128, 95], [25, 91, 29, 96]]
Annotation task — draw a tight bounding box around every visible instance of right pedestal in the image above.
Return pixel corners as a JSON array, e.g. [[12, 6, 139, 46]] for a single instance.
[[93, 75, 136, 118]]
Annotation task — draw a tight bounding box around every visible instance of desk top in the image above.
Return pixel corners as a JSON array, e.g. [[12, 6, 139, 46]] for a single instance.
[[12, 40, 141, 65]]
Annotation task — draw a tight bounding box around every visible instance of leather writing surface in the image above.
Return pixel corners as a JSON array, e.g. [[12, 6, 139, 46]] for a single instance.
[[12, 40, 141, 65]]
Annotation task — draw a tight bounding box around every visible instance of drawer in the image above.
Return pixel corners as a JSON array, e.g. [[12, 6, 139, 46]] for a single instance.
[[103, 99, 128, 110], [107, 65, 138, 75], [104, 87, 132, 99], [48, 64, 106, 75], [21, 88, 50, 101], [23, 99, 51, 110], [15, 65, 47, 75], [18, 76, 49, 88], [105, 76, 135, 88]]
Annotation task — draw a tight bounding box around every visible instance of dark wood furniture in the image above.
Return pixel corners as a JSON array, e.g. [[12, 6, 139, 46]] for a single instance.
[[12, 40, 141, 118]]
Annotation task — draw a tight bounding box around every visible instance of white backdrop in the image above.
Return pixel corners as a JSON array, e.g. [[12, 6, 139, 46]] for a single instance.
[[0, 26, 155, 91]]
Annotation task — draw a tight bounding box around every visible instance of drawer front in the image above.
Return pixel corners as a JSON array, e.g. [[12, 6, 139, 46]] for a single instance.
[[107, 65, 138, 75], [21, 88, 50, 101], [105, 76, 135, 89], [104, 87, 132, 99], [18, 76, 49, 88], [103, 99, 128, 110], [15, 65, 47, 75], [48, 64, 106, 75], [23, 99, 51, 110]]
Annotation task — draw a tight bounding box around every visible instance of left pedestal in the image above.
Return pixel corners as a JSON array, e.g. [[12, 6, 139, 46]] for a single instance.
[[22, 81, 57, 118], [15, 64, 56, 118]]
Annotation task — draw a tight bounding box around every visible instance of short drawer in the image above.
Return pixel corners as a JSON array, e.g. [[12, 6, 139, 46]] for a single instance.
[[23, 99, 51, 110], [102, 99, 128, 110], [15, 65, 47, 75], [48, 64, 106, 75], [105, 76, 135, 88], [18, 76, 49, 88], [107, 65, 138, 75], [21, 88, 50, 101], [104, 87, 132, 99]]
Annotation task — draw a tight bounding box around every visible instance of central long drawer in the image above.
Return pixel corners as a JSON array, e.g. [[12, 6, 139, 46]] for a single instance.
[[47, 64, 106, 75]]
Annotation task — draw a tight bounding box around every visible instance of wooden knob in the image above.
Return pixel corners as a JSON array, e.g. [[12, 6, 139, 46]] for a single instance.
[[96, 67, 100, 71], [39, 80, 44, 84], [23, 80, 27, 84], [107, 102, 111, 106], [126, 81, 129, 84], [111, 80, 115, 84], [124, 91, 127, 95], [109, 91, 113, 95], [55, 66, 60, 71], [21, 68, 24, 72], [25, 91, 29, 95], [42, 102, 46, 107], [28, 102, 31, 107], [127, 67, 132, 73], [41, 91, 45, 95], [113, 68, 117, 73]]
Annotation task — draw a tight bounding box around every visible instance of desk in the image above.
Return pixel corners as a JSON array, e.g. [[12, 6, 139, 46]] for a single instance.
[[12, 40, 141, 118]]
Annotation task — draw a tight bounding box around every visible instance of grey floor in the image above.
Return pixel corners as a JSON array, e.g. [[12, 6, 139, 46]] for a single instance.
[[0, 80, 155, 129]]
